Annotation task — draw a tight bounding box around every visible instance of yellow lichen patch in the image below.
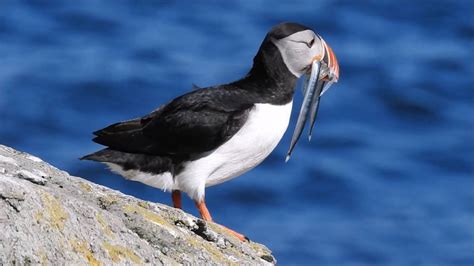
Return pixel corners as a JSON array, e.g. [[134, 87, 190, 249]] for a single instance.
[[102, 242, 142, 265], [137, 201, 149, 209], [34, 211, 44, 223], [123, 204, 170, 227], [70, 239, 101, 266], [98, 195, 119, 207], [37, 250, 47, 266], [41, 192, 69, 231], [96, 212, 114, 238], [248, 241, 269, 255], [79, 182, 93, 192]]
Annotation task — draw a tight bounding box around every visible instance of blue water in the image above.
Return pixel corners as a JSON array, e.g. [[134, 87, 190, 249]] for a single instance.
[[1, 1, 473, 264]]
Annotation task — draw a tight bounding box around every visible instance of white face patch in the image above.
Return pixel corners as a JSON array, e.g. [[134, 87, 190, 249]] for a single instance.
[[272, 30, 324, 77]]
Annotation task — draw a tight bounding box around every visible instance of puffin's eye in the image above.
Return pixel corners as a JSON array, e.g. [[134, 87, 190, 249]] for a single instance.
[[308, 38, 315, 48]]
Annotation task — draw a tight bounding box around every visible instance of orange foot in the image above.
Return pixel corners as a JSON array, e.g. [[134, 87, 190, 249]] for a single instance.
[[219, 224, 249, 242], [195, 200, 249, 242]]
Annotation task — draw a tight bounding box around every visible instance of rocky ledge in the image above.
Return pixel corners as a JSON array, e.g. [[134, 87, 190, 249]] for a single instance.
[[0, 145, 275, 265]]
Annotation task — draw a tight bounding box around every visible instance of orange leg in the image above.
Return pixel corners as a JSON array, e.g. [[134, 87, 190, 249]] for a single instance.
[[172, 190, 182, 209], [195, 200, 248, 242], [195, 199, 212, 221]]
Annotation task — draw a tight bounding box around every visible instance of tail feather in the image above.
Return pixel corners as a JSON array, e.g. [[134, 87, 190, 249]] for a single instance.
[[80, 148, 119, 162], [80, 148, 175, 175], [93, 118, 142, 137]]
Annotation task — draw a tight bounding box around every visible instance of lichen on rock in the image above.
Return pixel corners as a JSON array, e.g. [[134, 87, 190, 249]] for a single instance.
[[0, 145, 275, 265]]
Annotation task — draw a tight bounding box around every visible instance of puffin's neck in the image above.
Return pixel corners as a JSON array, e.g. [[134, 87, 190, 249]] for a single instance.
[[233, 41, 298, 105]]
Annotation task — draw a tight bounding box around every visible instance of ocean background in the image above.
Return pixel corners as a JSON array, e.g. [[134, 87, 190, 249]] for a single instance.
[[1, 0, 473, 264]]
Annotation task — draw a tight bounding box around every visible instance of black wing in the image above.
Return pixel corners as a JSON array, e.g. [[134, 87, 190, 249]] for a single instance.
[[92, 87, 253, 156]]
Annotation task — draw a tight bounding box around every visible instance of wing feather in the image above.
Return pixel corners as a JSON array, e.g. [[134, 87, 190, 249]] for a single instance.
[[92, 87, 253, 156]]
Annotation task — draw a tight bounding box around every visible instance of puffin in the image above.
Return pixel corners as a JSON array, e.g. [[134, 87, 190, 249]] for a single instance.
[[82, 22, 339, 241]]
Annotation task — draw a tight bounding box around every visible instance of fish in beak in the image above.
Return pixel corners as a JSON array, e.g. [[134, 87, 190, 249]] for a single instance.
[[286, 37, 340, 162]]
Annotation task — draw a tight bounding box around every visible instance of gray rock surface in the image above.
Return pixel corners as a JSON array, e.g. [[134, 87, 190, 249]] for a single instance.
[[0, 145, 275, 265]]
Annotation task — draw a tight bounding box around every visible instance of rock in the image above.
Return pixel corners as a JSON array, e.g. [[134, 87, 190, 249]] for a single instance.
[[0, 145, 275, 265]]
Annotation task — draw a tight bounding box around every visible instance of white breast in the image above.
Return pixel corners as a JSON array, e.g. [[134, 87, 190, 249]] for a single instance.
[[176, 101, 293, 200]]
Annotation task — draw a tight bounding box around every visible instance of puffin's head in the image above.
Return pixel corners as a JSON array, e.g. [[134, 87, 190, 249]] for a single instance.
[[266, 22, 340, 160], [269, 23, 339, 81]]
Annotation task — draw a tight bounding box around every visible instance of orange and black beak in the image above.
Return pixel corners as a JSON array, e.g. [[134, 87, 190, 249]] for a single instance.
[[286, 37, 340, 162]]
